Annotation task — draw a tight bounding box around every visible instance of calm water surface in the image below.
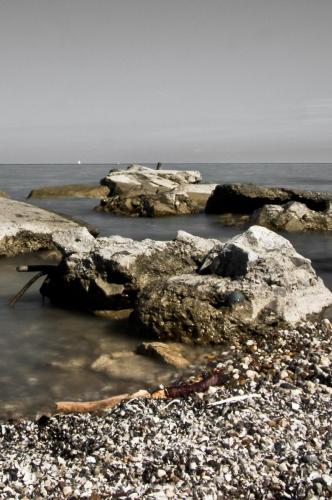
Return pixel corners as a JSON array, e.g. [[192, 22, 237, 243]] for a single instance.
[[1, 163, 332, 417]]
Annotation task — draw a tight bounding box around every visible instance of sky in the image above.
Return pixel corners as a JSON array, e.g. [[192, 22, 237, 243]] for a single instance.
[[0, 0, 331, 163]]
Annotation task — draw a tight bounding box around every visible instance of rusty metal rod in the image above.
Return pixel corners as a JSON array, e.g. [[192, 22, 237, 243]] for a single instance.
[[16, 265, 57, 273], [9, 271, 48, 307]]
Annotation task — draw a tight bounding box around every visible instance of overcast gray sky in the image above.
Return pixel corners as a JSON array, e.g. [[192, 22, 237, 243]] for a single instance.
[[0, 0, 331, 163]]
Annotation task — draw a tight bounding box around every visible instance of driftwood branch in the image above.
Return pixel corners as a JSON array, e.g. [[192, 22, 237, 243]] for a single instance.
[[55, 390, 154, 413], [55, 369, 226, 413], [56, 393, 130, 413]]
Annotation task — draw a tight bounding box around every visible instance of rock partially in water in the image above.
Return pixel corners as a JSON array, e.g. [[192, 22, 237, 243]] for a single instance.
[[28, 184, 110, 199], [0, 198, 96, 257], [206, 183, 332, 215], [42, 226, 332, 344], [206, 183, 291, 214], [251, 201, 332, 232], [101, 164, 202, 193], [136, 342, 190, 369], [96, 164, 213, 216], [41, 230, 219, 311], [136, 226, 332, 343], [181, 183, 217, 210], [206, 183, 332, 232], [97, 190, 200, 216]]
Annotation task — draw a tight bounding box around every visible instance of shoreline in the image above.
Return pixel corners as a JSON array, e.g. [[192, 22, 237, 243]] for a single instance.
[[1, 320, 331, 498]]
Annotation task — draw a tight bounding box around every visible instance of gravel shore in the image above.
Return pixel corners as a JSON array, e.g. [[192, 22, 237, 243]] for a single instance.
[[1, 321, 332, 499]]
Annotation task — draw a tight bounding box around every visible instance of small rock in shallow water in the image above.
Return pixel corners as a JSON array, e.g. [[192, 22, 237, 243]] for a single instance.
[[136, 342, 190, 369]]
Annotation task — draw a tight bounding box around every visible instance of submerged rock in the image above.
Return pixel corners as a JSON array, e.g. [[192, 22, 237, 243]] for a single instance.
[[92, 308, 133, 320], [91, 351, 171, 382], [0, 198, 96, 257], [42, 226, 332, 344], [28, 184, 109, 199], [136, 342, 190, 369], [91, 353, 136, 378], [96, 164, 214, 216]]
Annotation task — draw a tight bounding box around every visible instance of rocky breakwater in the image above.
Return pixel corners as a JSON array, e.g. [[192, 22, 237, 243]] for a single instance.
[[0, 198, 96, 257], [206, 183, 332, 232], [27, 184, 109, 199], [41, 225, 332, 344], [96, 164, 216, 216]]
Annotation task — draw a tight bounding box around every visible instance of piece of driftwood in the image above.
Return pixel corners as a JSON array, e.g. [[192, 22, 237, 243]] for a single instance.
[[56, 393, 130, 413], [55, 369, 226, 413], [55, 390, 152, 413]]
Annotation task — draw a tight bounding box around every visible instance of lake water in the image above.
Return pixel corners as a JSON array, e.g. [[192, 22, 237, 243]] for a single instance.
[[1, 163, 332, 417]]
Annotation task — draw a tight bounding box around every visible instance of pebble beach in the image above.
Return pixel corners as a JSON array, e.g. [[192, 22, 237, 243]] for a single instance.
[[1, 320, 331, 499]]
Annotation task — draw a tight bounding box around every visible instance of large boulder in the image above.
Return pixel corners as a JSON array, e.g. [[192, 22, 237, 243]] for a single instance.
[[96, 164, 213, 216], [251, 201, 332, 232], [97, 190, 200, 216], [135, 226, 332, 343], [206, 183, 332, 214], [41, 230, 220, 311], [0, 198, 96, 257], [41, 226, 332, 344], [182, 183, 217, 209]]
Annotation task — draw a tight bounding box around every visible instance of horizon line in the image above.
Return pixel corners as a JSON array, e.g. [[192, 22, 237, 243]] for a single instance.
[[1, 161, 332, 166]]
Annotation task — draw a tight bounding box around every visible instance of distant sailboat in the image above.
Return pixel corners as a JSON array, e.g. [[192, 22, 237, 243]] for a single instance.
[[77, 160, 82, 165]]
